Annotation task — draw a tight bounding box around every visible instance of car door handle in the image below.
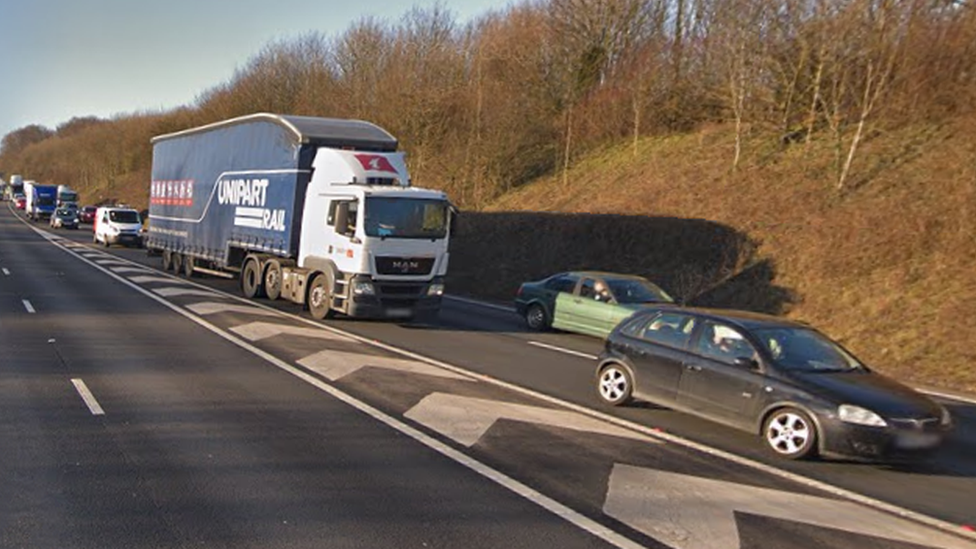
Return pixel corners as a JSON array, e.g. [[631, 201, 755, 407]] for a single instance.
[[685, 364, 702, 372]]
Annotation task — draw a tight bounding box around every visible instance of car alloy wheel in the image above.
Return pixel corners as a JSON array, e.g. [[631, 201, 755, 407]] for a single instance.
[[525, 304, 549, 331], [597, 364, 633, 406], [763, 408, 817, 459]]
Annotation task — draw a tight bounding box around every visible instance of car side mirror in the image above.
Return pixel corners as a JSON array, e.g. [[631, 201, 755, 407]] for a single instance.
[[733, 356, 759, 370]]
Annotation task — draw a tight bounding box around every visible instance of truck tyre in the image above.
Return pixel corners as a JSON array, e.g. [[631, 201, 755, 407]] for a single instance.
[[241, 258, 264, 299], [182, 255, 195, 278], [161, 250, 173, 271], [264, 260, 282, 301], [171, 252, 183, 274], [307, 273, 334, 320]]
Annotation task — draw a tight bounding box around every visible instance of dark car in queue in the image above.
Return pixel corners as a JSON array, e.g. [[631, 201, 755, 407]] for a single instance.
[[78, 205, 97, 224], [515, 271, 674, 339], [595, 307, 952, 461]]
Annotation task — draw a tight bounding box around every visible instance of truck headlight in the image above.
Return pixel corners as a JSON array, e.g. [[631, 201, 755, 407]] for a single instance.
[[427, 282, 444, 296], [838, 404, 887, 427], [352, 281, 375, 296]]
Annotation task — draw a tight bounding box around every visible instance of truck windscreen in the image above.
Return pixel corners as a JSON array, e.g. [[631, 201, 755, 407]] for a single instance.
[[38, 196, 55, 206], [364, 198, 448, 239]]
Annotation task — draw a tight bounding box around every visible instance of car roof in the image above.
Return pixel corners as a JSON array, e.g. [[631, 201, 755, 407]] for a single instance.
[[557, 271, 649, 281], [630, 305, 805, 330]]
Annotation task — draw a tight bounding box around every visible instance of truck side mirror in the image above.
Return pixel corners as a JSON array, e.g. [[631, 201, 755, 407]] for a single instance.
[[449, 205, 459, 237], [334, 202, 350, 236]]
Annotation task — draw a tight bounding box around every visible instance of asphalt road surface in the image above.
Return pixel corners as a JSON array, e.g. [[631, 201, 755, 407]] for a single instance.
[[3, 204, 974, 549]]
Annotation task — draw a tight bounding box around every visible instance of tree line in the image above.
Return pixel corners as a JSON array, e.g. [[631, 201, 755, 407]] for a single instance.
[[2, 0, 974, 207]]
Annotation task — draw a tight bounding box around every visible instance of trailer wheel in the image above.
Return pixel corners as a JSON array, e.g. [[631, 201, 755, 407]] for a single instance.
[[171, 252, 183, 274], [182, 255, 194, 278], [307, 273, 334, 320], [161, 250, 173, 271], [264, 260, 282, 301], [241, 258, 264, 299]]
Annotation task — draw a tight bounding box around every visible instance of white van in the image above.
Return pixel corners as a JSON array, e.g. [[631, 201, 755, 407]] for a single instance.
[[93, 206, 143, 247]]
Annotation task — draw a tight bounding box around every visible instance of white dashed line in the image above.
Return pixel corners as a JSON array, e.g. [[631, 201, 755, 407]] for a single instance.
[[2, 268, 10, 275], [71, 379, 105, 415], [528, 340, 598, 360], [22, 299, 35, 313]]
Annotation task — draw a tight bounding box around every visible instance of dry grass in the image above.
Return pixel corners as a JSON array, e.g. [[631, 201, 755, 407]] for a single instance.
[[473, 117, 976, 392]]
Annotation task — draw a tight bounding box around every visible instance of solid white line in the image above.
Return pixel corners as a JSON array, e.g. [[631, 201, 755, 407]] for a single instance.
[[443, 294, 516, 313], [36, 226, 976, 544], [919, 389, 976, 406], [22, 299, 35, 313], [528, 340, 599, 360], [2, 267, 10, 275], [71, 379, 105, 415], [40, 235, 646, 549]]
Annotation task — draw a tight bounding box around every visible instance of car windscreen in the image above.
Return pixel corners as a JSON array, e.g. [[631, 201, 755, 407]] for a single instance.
[[607, 279, 674, 304], [364, 197, 448, 239], [753, 327, 863, 372], [56, 209, 74, 216], [109, 210, 140, 223]]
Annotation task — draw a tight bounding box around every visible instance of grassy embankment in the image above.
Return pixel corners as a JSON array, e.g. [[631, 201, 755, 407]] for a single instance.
[[449, 117, 976, 392]]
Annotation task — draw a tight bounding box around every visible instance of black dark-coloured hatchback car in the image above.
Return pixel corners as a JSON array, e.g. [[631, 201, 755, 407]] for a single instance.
[[595, 307, 952, 461]]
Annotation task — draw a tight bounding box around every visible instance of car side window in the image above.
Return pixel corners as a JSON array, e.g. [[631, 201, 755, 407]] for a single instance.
[[629, 312, 696, 349], [695, 321, 757, 365], [544, 275, 577, 293], [579, 278, 597, 299]]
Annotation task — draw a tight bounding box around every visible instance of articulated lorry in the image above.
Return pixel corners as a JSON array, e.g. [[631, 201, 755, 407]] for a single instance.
[[146, 113, 454, 320], [5, 174, 24, 201], [24, 180, 57, 221]]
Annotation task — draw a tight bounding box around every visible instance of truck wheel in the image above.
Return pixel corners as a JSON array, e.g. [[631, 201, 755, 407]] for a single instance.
[[182, 255, 194, 278], [264, 260, 282, 301], [241, 258, 264, 299], [307, 273, 334, 320], [161, 250, 173, 271], [171, 252, 183, 274]]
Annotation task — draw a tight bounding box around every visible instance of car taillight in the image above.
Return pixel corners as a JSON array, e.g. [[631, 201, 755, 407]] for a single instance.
[[516, 285, 523, 297]]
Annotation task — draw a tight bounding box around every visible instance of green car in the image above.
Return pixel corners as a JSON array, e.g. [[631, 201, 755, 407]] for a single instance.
[[514, 271, 675, 339]]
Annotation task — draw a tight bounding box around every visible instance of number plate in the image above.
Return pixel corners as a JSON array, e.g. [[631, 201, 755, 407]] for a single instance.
[[386, 308, 412, 318], [896, 432, 940, 449]]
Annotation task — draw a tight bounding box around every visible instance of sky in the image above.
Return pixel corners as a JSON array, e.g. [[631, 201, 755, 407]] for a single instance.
[[0, 0, 506, 142]]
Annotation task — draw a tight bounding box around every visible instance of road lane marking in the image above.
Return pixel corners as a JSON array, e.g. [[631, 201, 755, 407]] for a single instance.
[[2, 267, 10, 275], [444, 295, 516, 313], [34, 226, 976, 544], [71, 379, 105, 415], [128, 275, 186, 284], [230, 321, 351, 343], [405, 393, 660, 446], [152, 287, 222, 298], [604, 465, 975, 549], [109, 267, 154, 275], [186, 302, 282, 318], [528, 340, 598, 360], [94, 259, 129, 265], [297, 349, 471, 382], [22, 299, 35, 313]]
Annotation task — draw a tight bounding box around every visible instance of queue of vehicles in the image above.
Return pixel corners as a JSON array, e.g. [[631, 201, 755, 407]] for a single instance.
[[5, 112, 955, 465]]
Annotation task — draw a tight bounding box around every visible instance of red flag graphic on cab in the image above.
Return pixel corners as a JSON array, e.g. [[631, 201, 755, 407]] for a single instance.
[[354, 154, 398, 173]]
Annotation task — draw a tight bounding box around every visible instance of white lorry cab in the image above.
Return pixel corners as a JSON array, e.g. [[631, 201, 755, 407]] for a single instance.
[[94, 206, 144, 247], [146, 113, 455, 321]]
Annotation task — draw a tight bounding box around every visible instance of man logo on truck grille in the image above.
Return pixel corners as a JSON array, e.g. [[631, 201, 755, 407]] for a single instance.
[[392, 260, 420, 272], [354, 154, 398, 174]]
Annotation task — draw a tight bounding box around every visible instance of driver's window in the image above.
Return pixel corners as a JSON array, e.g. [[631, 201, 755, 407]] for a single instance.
[[579, 278, 596, 299], [696, 321, 756, 365]]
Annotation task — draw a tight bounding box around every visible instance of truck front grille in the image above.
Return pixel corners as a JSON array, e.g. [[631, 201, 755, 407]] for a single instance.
[[375, 256, 434, 276]]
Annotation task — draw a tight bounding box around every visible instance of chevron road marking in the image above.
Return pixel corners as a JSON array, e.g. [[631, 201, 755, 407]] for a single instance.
[[229, 321, 351, 343], [109, 266, 154, 274], [152, 287, 222, 298], [404, 393, 660, 447], [186, 302, 281, 318], [94, 259, 130, 265], [603, 464, 976, 549], [129, 275, 185, 284], [297, 349, 471, 381]]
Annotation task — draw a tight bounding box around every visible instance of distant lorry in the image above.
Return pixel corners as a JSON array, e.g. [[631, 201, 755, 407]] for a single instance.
[[24, 180, 57, 221], [146, 113, 454, 320], [56, 185, 79, 209], [6, 174, 24, 201]]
